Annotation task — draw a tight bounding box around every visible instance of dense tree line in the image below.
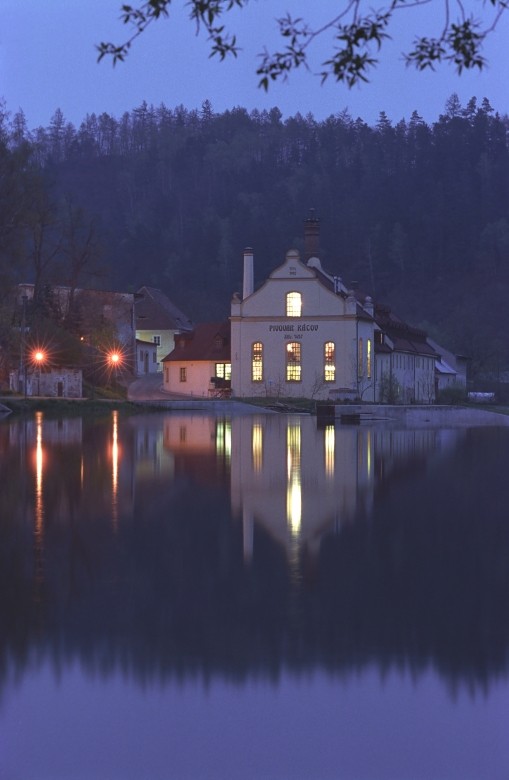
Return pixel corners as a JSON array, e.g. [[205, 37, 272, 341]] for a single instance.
[[1, 94, 509, 377]]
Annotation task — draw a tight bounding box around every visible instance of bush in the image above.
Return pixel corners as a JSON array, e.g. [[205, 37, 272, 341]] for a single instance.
[[437, 383, 467, 405]]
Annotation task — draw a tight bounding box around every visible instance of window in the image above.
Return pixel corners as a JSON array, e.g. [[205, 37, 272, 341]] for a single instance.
[[164, 367, 169, 383], [367, 339, 372, 379], [152, 352, 157, 363], [286, 292, 302, 317], [324, 342, 335, 382], [252, 342, 263, 382], [358, 337, 363, 377], [179, 367, 187, 382], [286, 342, 301, 382], [153, 335, 161, 346], [215, 362, 231, 380]]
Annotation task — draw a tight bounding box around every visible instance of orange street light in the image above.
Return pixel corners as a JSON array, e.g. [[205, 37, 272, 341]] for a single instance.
[[108, 350, 123, 393], [32, 349, 46, 396]]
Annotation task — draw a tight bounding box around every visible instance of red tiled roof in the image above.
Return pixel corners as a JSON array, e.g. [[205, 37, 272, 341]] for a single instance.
[[162, 321, 230, 362]]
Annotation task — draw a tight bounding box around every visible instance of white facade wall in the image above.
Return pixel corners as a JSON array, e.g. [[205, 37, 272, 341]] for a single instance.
[[137, 328, 177, 371], [136, 341, 158, 375], [231, 251, 376, 401], [164, 360, 217, 396], [375, 352, 435, 403]]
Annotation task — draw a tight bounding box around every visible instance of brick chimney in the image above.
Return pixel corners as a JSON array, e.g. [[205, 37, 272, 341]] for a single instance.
[[304, 208, 320, 261]]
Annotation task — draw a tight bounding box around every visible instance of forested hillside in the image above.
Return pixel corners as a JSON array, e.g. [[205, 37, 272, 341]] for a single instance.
[[1, 94, 509, 376]]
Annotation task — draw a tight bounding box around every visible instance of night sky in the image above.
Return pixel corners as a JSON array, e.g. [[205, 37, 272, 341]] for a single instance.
[[2, 0, 508, 130]]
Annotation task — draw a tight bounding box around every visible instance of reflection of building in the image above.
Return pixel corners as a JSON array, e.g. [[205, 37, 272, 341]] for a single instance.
[[230, 415, 375, 560], [162, 414, 231, 485]]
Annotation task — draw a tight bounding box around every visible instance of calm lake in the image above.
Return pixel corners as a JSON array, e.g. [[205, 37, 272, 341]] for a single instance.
[[1, 410, 508, 780]]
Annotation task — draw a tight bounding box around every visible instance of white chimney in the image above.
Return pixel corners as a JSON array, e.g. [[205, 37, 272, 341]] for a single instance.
[[243, 247, 254, 300]]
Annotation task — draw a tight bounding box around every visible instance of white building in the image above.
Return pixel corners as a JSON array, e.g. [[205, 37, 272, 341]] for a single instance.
[[231, 246, 376, 401], [163, 214, 463, 403]]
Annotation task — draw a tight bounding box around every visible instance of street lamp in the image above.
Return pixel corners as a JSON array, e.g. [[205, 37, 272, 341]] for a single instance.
[[108, 350, 122, 392], [20, 294, 28, 396], [33, 350, 45, 396]]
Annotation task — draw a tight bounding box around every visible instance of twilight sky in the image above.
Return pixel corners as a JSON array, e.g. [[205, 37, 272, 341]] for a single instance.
[[1, 0, 508, 130]]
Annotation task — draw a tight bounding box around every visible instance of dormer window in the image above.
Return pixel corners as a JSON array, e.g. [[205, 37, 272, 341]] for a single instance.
[[286, 292, 302, 317]]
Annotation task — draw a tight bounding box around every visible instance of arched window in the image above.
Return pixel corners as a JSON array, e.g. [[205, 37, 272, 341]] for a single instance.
[[252, 342, 263, 382], [286, 292, 302, 317], [286, 342, 301, 382], [366, 339, 372, 379], [324, 342, 335, 382], [358, 337, 364, 377]]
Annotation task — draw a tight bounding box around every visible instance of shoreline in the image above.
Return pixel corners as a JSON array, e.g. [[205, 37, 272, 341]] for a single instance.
[[1, 396, 509, 425]]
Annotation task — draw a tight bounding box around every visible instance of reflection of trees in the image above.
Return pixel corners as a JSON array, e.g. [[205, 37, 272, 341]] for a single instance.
[[1, 421, 509, 698]]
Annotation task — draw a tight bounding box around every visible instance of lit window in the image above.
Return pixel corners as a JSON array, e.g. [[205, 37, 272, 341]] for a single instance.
[[215, 363, 231, 380], [367, 339, 372, 378], [324, 342, 335, 382], [252, 342, 263, 382], [358, 337, 363, 377], [286, 292, 302, 317], [179, 367, 187, 382], [153, 335, 161, 346], [286, 342, 301, 382]]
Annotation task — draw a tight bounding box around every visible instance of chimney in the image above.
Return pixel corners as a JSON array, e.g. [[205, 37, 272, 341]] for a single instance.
[[304, 208, 320, 261], [364, 295, 374, 317], [243, 247, 254, 299]]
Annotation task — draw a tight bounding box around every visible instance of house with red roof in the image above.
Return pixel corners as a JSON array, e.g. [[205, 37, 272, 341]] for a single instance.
[[162, 320, 231, 397]]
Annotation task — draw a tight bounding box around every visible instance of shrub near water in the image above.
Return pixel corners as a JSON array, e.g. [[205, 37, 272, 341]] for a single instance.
[[437, 383, 467, 405]]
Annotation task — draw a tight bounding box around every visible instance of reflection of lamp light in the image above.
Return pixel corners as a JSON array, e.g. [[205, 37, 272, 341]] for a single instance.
[[111, 410, 119, 528], [34, 411, 45, 595]]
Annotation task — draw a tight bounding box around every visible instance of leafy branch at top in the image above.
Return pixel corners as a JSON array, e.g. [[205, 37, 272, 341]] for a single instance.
[[97, 0, 509, 87]]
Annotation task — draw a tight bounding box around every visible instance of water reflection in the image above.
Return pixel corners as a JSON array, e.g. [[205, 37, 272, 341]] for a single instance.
[[0, 412, 508, 697]]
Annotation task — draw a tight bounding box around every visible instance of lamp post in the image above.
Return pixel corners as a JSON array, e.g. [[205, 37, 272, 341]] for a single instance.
[[33, 350, 45, 396], [20, 294, 28, 396], [109, 351, 121, 393]]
